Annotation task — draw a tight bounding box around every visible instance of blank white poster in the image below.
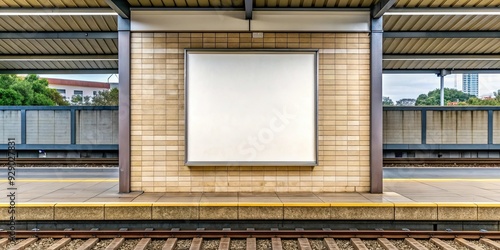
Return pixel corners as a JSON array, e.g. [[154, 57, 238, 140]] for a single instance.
[[186, 51, 317, 165]]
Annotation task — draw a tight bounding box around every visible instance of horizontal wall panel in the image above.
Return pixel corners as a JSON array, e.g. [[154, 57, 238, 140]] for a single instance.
[[250, 11, 370, 32], [131, 11, 248, 31], [131, 11, 370, 32]]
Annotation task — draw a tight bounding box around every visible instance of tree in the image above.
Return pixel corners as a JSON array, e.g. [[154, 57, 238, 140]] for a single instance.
[[0, 89, 22, 105], [92, 88, 118, 106], [396, 98, 416, 106], [382, 96, 394, 106], [0, 74, 69, 106], [70, 95, 92, 106], [70, 88, 118, 106], [415, 88, 475, 106]]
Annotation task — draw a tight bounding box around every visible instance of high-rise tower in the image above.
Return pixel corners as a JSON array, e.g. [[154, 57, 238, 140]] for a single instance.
[[462, 74, 479, 97]]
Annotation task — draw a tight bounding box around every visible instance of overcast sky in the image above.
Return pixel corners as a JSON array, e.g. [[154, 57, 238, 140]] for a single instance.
[[38, 73, 500, 102]]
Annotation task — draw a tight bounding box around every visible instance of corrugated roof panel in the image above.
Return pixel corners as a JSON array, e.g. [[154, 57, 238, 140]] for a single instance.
[[255, 0, 375, 7], [0, 16, 117, 32], [184, 0, 199, 7], [383, 60, 500, 70], [0, 0, 108, 7], [197, 0, 210, 7], [0, 39, 118, 55], [130, 0, 244, 6], [385, 15, 500, 31], [384, 38, 500, 54], [0, 60, 118, 69], [133, 0, 154, 6], [395, 0, 500, 8]]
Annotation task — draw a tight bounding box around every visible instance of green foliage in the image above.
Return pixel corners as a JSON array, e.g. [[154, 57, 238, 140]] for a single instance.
[[0, 74, 69, 106], [70, 95, 92, 106], [0, 89, 23, 105], [70, 88, 118, 106], [396, 98, 416, 106], [382, 96, 394, 106], [92, 88, 118, 106], [46, 88, 69, 106], [415, 88, 475, 106]]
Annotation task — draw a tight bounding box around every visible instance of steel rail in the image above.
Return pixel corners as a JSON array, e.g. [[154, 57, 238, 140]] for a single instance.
[[384, 158, 500, 164], [1, 230, 500, 240], [0, 158, 118, 165]]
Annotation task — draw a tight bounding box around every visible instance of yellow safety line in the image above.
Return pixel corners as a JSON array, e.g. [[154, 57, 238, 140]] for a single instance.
[[0, 179, 118, 182], [385, 178, 500, 182]]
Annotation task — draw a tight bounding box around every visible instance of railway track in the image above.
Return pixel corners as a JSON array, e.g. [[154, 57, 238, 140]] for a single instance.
[[1, 229, 500, 250], [384, 158, 500, 165], [2, 157, 498, 166], [2, 158, 118, 165]]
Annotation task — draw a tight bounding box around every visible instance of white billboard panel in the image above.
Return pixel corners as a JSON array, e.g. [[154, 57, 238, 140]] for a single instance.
[[186, 50, 317, 166]]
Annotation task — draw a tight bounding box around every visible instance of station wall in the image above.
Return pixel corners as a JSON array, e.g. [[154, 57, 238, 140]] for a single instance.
[[130, 32, 371, 192]]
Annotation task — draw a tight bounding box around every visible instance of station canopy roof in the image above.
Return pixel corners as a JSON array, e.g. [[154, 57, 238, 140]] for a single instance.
[[0, 0, 499, 74]]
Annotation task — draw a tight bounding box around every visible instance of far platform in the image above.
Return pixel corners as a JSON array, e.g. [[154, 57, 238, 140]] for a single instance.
[[1, 167, 500, 223]]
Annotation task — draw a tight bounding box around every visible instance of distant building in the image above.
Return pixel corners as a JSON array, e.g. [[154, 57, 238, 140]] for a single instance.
[[46, 78, 111, 100], [462, 74, 479, 97]]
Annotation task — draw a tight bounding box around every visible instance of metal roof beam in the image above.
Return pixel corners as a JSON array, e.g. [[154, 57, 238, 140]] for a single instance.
[[387, 7, 500, 15], [383, 54, 500, 61], [384, 31, 500, 39], [105, 0, 131, 19], [0, 32, 118, 39], [371, 0, 396, 18], [245, 0, 253, 19], [0, 69, 118, 74], [0, 8, 117, 15], [130, 7, 370, 11], [0, 55, 118, 61]]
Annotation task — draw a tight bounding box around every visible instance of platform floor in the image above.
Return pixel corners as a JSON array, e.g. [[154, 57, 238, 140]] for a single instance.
[[3, 178, 500, 203], [1, 168, 500, 222]]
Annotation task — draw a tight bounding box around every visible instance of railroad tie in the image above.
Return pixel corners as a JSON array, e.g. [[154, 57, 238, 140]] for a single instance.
[[404, 238, 428, 250], [218, 237, 230, 250], [247, 237, 256, 250], [162, 238, 178, 250], [133, 238, 151, 250], [0, 238, 9, 247], [323, 238, 340, 250], [272, 238, 283, 250], [190, 237, 203, 250], [76, 238, 99, 250], [430, 238, 456, 250], [377, 238, 398, 250], [350, 238, 369, 250], [8, 238, 38, 250], [298, 238, 312, 250], [479, 238, 500, 250], [47, 238, 72, 250], [455, 238, 482, 250], [104, 238, 125, 250]]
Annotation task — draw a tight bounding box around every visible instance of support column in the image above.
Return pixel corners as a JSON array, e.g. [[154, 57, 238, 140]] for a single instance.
[[118, 16, 131, 193], [437, 69, 451, 106], [370, 17, 383, 193], [440, 74, 445, 106]]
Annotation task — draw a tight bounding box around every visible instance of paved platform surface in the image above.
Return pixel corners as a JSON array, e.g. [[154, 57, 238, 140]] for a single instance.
[[1, 167, 500, 221]]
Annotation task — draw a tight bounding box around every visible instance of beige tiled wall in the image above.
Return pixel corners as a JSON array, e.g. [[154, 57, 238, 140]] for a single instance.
[[130, 32, 371, 192]]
